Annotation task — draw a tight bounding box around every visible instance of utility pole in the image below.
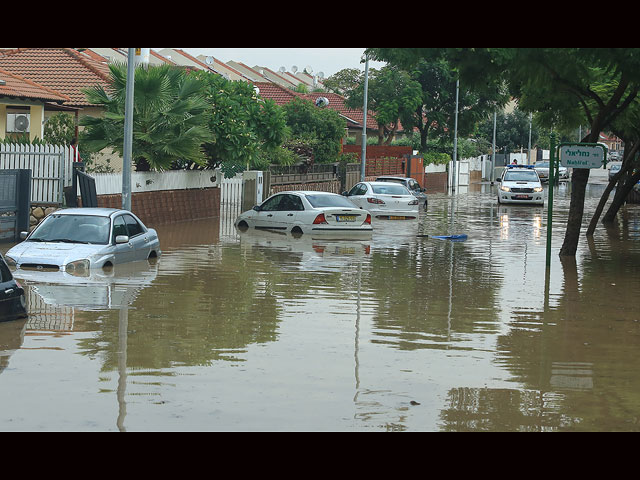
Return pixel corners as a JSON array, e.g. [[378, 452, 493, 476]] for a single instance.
[[122, 48, 135, 211], [360, 54, 369, 182], [528, 112, 532, 164], [491, 110, 497, 185], [452, 78, 459, 191]]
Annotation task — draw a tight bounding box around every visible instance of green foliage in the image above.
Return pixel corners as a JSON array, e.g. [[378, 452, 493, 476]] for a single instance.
[[80, 63, 211, 171], [283, 98, 346, 163], [423, 151, 451, 165], [43, 112, 75, 145], [192, 70, 290, 177], [475, 108, 538, 154], [346, 65, 423, 144]]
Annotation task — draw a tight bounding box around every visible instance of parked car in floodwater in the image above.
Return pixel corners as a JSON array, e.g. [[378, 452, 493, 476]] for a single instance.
[[375, 176, 428, 208], [534, 162, 569, 182], [235, 191, 373, 236], [342, 181, 419, 220], [609, 163, 622, 182], [0, 252, 27, 322], [4, 208, 161, 275], [496, 165, 544, 206]]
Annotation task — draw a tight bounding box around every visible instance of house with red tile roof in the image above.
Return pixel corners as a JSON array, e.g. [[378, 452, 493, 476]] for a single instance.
[[0, 67, 70, 141], [157, 48, 250, 82], [252, 80, 379, 142]]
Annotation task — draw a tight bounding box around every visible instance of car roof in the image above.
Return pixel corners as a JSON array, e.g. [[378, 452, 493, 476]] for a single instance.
[[364, 181, 410, 186], [52, 207, 130, 217], [376, 176, 410, 180], [276, 191, 340, 196]]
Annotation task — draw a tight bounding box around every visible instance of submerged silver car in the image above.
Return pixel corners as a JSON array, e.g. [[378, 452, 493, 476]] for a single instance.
[[4, 208, 161, 275]]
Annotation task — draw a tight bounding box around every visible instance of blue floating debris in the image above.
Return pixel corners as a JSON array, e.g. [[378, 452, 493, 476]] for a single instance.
[[421, 234, 468, 241]]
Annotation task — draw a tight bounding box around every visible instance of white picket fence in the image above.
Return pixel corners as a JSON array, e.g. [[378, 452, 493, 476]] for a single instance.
[[220, 173, 243, 205], [0, 144, 74, 204]]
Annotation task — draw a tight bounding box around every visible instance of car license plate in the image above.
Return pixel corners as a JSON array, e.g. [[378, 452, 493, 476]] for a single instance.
[[389, 216, 405, 220], [515, 195, 531, 199], [336, 215, 356, 222]]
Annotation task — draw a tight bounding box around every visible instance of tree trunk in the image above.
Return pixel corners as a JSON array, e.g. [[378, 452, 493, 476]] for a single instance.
[[602, 170, 640, 223], [587, 141, 639, 235], [559, 167, 590, 256], [586, 176, 619, 236]]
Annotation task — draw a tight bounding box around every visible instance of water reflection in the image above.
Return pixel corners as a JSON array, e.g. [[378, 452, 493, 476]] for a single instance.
[[0, 186, 639, 430]]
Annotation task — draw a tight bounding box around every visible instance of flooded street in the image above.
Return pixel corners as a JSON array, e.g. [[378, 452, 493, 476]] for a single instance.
[[2, 183, 640, 431]]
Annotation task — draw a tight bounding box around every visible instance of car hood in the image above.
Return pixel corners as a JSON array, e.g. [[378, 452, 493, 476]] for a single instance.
[[7, 241, 107, 266]]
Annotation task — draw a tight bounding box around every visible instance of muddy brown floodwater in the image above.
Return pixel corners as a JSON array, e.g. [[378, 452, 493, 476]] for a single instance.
[[1, 182, 640, 431]]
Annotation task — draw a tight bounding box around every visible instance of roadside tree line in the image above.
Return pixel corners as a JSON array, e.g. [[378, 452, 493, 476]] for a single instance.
[[367, 48, 640, 258]]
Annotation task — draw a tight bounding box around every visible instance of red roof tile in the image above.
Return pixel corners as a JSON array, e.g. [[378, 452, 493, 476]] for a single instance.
[[0, 67, 70, 103], [0, 48, 111, 108]]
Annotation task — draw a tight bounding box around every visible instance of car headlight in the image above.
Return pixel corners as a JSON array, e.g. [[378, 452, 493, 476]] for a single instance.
[[500, 186, 511, 192], [65, 259, 90, 276], [534, 187, 543, 192], [4, 255, 17, 268]]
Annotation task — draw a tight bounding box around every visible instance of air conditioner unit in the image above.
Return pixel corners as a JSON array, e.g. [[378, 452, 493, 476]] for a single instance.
[[7, 113, 30, 133]]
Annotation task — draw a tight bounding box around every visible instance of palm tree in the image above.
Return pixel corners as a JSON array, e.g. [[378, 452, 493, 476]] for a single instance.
[[80, 63, 211, 171]]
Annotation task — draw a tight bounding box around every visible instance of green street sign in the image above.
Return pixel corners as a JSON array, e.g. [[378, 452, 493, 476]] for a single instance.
[[559, 143, 608, 169]]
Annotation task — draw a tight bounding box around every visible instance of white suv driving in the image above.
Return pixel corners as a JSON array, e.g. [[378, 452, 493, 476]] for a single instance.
[[497, 165, 544, 206]]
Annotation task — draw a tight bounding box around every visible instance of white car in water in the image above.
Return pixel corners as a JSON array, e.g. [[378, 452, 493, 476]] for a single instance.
[[342, 181, 419, 219], [234, 191, 372, 236], [497, 165, 544, 206], [4, 208, 161, 274]]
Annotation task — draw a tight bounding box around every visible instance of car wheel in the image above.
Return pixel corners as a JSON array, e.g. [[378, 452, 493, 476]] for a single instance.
[[237, 220, 249, 231]]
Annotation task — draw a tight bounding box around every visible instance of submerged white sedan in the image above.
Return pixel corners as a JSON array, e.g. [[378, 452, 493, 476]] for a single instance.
[[5, 208, 161, 275], [235, 191, 372, 235], [342, 181, 419, 219]]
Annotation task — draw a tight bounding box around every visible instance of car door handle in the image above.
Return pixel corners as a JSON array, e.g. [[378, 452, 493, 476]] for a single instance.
[[287, 213, 294, 216], [267, 214, 273, 217], [4, 288, 14, 295]]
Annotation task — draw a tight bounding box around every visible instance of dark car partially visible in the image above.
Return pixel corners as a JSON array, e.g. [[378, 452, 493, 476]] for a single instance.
[[0, 252, 27, 322]]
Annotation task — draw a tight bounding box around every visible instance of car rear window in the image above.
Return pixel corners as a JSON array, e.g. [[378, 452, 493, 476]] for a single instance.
[[305, 194, 355, 208], [371, 184, 411, 195]]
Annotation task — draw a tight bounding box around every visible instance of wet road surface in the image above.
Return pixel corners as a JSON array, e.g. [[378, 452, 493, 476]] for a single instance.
[[1, 182, 640, 431]]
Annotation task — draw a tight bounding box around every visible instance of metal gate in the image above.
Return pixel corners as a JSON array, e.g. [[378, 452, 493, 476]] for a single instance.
[[0, 169, 31, 242]]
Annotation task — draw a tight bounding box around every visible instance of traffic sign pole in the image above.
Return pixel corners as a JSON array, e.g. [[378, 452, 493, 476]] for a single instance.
[[546, 133, 556, 269]]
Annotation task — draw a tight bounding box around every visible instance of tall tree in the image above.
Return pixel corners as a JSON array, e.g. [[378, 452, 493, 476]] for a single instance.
[[81, 63, 211, 171], [405, 58, 510, 151], [345, 65, 423, 145]]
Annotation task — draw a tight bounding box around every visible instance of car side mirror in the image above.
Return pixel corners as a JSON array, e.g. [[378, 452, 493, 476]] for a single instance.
[[252, 205, 262, 211], [19, 231, 28, 240], [496, 178, 501, 182], [115, 235, 129, 244], [341, 191, 349, 196]]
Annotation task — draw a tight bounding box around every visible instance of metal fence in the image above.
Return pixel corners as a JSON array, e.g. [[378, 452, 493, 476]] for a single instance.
[[0, 144, 73, 204]]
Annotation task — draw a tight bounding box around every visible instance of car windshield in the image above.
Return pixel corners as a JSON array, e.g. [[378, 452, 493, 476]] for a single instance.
[[305, 194, 355, 208], [28, 214, 111, 245], [504, 171, 540, 182], [536, 163, 549, 168], [371, 184, 411, 195], [611, 165, 621, 171]]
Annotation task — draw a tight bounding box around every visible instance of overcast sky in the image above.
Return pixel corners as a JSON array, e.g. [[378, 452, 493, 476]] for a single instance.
[[155, 48, 386, 78]]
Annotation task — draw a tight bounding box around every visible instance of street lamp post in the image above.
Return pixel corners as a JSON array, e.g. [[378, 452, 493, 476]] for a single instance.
[[122, 48, 135, 211], [360, 54, 369, 182], [452, 78, 459, 192]]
